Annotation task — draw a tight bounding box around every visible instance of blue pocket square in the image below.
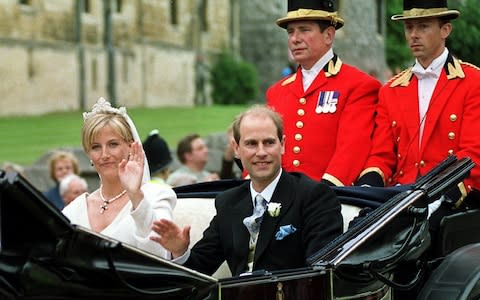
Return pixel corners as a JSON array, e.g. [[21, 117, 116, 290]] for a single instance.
[[275, 225, 297, 240]]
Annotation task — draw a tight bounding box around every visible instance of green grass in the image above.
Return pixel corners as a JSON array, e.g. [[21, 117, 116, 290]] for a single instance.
[[0, 105, 247, 166]]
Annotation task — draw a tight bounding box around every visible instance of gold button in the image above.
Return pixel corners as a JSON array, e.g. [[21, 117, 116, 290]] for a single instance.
[[299, 98, 306, 105], [293, 146, 300, 154], [296, 121, 304, 128], [295, 133, 303, 141], [448, 132, 455, 140], [388, 178, 392, 183], [396, 136, 400, 143], [448, 149, 454, 155], [297, 109, 305, 116], [450, 114, 457, 122], [415, 162, 419, 168], [399, 170, 404, 176], [391, 121, 397, 128], [397, 153, 401, 159], [293, 160, 300, 167], [420, 160, 425, 167]]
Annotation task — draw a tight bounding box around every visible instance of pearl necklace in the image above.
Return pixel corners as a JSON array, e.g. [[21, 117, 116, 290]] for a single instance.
[[99, 185, 127, 214]]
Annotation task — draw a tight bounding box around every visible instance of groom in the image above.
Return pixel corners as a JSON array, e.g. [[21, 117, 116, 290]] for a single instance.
[[151, 105, 343, 276]]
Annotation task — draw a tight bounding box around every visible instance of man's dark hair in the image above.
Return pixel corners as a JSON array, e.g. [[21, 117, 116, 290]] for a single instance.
[[176, 134, 201, 164]]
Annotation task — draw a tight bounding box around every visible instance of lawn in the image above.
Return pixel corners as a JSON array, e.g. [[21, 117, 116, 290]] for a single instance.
[[0, 105, 248, 166]]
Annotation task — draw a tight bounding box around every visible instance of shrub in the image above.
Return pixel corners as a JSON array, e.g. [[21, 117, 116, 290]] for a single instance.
[[210, 50, 259, 105]]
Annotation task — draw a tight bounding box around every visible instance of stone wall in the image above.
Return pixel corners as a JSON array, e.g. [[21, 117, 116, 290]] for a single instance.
[[0, 0, 236, 116]]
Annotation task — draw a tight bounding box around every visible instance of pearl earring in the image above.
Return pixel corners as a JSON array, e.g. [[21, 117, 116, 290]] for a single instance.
[[90, 160, 93, 166]]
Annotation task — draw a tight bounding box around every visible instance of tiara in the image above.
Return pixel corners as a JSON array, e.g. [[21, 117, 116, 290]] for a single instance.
[[83, 97, 127, 121]]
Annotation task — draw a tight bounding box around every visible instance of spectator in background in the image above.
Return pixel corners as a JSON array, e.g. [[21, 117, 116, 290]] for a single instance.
[[44, 151, 80, 210], [59, 173, 88, 206], [219, 125, 243, 179], [167, 134, 219, 187], [143, 129, 173, 187]]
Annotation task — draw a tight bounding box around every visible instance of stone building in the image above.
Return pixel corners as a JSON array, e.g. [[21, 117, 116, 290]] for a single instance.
[[0, 0, 239, 116], [0, 0, 386, 117]]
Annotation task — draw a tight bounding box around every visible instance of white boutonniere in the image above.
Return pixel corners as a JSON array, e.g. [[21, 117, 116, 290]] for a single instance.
[[267, 202, 282, 217]]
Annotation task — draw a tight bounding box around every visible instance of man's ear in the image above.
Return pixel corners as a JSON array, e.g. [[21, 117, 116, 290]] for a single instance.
[[232, 140, 240, 158], [441, 22, 452, 40]]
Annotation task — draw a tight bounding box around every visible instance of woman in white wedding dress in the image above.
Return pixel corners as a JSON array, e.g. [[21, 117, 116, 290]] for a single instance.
[[62, 97, 176, 259]]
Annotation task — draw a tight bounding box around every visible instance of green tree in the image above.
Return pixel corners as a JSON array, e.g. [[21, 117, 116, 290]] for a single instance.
[[385, 0, 412, 71], [386, 0, 480, 70], [210, 50, 259, 105], [448, 0, 480, 66]]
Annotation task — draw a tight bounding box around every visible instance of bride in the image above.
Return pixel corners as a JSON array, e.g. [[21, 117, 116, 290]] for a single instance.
[[62, 97, 176, 259]]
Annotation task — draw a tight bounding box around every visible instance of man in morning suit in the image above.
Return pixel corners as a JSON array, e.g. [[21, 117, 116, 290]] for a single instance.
[[266, 0, 381, 186], [151, 105, 343, 276]]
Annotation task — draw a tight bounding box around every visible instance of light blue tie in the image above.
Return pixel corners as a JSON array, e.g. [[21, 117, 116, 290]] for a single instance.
[[243, 194, 267, 237], [243, 194, 267, 272]]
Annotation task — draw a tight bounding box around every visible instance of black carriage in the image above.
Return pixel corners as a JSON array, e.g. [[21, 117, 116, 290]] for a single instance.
[[0, 156, 479, 299]]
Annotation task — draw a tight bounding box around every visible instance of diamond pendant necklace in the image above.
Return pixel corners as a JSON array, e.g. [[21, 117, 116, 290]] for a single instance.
[[99, 185, 127, 214]]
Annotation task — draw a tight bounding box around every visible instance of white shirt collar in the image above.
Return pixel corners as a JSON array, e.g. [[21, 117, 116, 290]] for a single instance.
[[412, 48, 448, 79], [250, 169, 282, 204], [301, 48, 334, 91]]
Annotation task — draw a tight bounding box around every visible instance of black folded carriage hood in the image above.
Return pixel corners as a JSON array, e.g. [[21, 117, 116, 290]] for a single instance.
[[0, 170, 217, 300]]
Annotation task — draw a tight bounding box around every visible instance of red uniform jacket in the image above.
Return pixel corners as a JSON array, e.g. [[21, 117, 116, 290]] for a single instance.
[[267, 55, 380, 185], [361, 54, 480, 198]]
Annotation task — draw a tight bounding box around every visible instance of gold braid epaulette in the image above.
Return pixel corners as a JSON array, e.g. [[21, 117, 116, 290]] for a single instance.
[[281, 73, 297, 86], [389, 67, 413, 87], [459, 60, 480, 71]]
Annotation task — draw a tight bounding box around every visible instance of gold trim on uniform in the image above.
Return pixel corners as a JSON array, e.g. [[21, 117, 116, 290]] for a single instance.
[[325, 58, 342, 78], [359, 167, 385, 185], [322, 173, 344, 187], [390, 67, 414, 87], [446, 58, 465, 79], [293, 160, 300, 167], [293, 146, 300, 154], [448, 132, 455, 140], [295, 133, 302, 141], [281, 73, 297, 86], [453, 182, 468, 208], [296, 121, 304, 128], [297, 109, 305, 116]]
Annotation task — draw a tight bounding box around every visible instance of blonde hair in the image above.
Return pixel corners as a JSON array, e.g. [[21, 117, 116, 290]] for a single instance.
[[81, 112, 134, 153], [48, 151, 80, 182]]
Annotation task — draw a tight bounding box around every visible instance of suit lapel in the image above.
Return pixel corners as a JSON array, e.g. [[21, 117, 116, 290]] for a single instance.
[[254, 172, 294, 263]]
